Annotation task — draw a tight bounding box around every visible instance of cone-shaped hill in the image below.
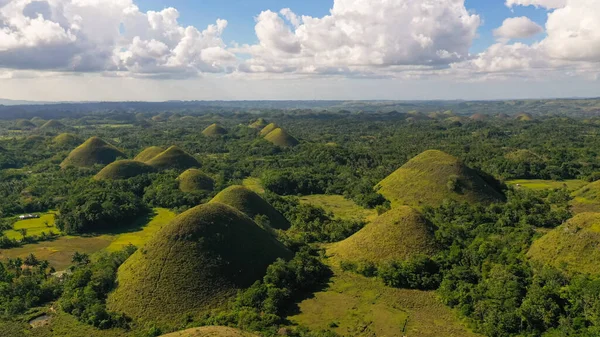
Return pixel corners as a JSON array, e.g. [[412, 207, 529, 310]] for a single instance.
[[264, 128, 299, 147], [259, 123, 279, 136], [53, 133, 81, 147], [94, 160, 155, 180], [60, 137, 126, 168], [146, 146, 200, 171], [160, 327, 259, 337], [178, 169, 215, 192], [16, 119, 36, 129], [249, 118, 269, 130], [134, 146, 165, 162], [571, 180, 600, 214], [107, 202, 291, 322], [210, 185, 290, 230], [515, 113, 533, 121], [202, 123, 228, 137], [328, 206, 438, 264], [528, 213, 600, 275], [40, 119, 68, 130], [376, 150, 503, 208]]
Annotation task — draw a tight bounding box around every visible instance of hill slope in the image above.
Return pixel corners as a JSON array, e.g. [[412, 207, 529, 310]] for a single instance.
[[376, 150, 503, 208], [210, 185, 290, 230], [249, 118, 268, 129], [328, 206, 437, 264], [60, 137, 125, 168], [178, 169, 215, 192], [40, 119, 68, 130], [134, 146, 165, 162], [571, 180, 600, 213], [53, 133, 81, 147], [107, 202, 291, 323], [94, 160, 155, 180], [528, 213, 600, 275], [160, 327, 259, 337], [16, 119, 36, 129], [259, 123, 279, 136], [202, 123, 228, 137], [146, 146, 200, 171], [264, 128, 299, 147]]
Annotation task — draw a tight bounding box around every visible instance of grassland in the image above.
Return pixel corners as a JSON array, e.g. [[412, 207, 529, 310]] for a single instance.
[[242, 177, 265, 194], [104, 208, 176, 252], [202, 123, 228, 137], [299, 194, 377, 222], [160, 327, 258, 337], [288, 266, 482, 337], [506, 179, 587, 191], [3, 213, 59, 240], [264, 128, 299, 147], [133, 146, 165, 162], [178, 169, 214, 192], [94, 160, 156, 180], [60, 136, 125, 168], [146, 146, 200, 171]]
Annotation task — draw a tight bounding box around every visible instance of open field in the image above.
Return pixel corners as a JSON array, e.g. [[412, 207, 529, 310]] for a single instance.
[[299, 194, 378, 222], [3, 213, 59, 240], [506, 179, 587, 191], [105, 208, 176, 252], [288, 266, 481, 337]]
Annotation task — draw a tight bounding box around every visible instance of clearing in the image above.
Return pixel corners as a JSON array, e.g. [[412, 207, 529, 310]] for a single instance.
[[3, 213, 59, 240], [299, 194, 377, 222], [506, 179, 587, 191]]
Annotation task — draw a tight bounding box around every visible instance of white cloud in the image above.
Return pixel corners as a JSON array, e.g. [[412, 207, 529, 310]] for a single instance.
[[0, 0, 233, 77], [236, 0, 481, 75], [505, 0, 567, 9], [493, 17, 543, 41]]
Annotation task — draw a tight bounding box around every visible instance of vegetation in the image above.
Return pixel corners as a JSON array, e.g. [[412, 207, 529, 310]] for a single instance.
[[60, 137, 125, 168], [146, 146, 200, 171], [94, 160, 155, 180], [177, 169, 214, 193], [159, 326, 259, 337], [53, 133, 82, 147], [571, 180, 600, 213], [263, 128, 299, 147], [40, 120, 68, 131], [249, 118, 268, 130], [259, 123, 278, 136], [133, 146, 165, 162], [202, 123, 228, 137]]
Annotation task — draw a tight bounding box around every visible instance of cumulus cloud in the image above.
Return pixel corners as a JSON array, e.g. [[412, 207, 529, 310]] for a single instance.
[[494, 17, 543, 41], [236, 0, 481, 75], [505, 0, 567, 9], [0, 0, 234, 77]]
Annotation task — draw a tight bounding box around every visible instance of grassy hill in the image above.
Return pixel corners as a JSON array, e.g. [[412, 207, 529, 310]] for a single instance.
[[328, 206, 438, 264], [16, 119, 36, 129], [146, 146, 200, 171], [94, 160, 156, 180], [177, 169, 215, 192], [264, 128, 299, 147], [375, 150, 503, 208], [516, 112, 534, 121], [107, 202, 291, 323], [528, 212, 600, 275], [53, 133, 81, 147], [202, 123, 228, 137], [60, 137, 126, 168], [160, 327, 258, 337], [299, 194, 377, 222], [134, 146, 165, 162], [571, 180, 600, 213], [470, 113, 487, 121], [259, 123, 279, 136], [249, 118, 268, 129], [40, 119, 68, 130], [210, 185, 291, 230]]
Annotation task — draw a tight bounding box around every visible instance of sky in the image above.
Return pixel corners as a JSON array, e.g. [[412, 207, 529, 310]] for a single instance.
[[0, 0, 598, 101]]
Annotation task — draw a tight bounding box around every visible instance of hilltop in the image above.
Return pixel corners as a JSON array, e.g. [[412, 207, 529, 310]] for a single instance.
[[264, 128, 299, 147], [328, 206, 437, 264], [202, 123, 228, 137], [52, 133, 81, 147], [375, 150, 503, 208], [528, 212, 600, 275], [107, 202, 291, 323], [515, 113, 534, 121], [146, 146, 200, 171], [40, 119, 68, 130], [94, 160, 155, 180], [259, 122, 279, 136], [160, 327, 259, 337], [16, 119, 36, 129], [134, 146, 165, 162], [249, 118, 269, 129], [210, 185, 291, 230], [60, 136, 126, 168], [571, 180, 600, 213], [178, 169, 215, 192]]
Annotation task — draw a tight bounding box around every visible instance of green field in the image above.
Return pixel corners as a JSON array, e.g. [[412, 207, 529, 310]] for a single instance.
[[289, 266, 481, 337], [3, 213, 59, 240], [105, 208, 176, 252], [299, 194, 377, 222], [506, 179, 587, 191]]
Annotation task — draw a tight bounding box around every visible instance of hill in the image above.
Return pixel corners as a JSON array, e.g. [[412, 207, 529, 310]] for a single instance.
[[94, 160, 155, 180], [210, 185, 291, 230], [470, 113, 487, 121], [515, 112, 534, 121], [202, 123, 228, 137], [107, 202, 291, 323], [571, 180, 600, 213], [178, 169, 215, 192], [264, 128, 299, 147], [146, 146, 200, 171], [40, 119, 68, 130], [375, 150, 503, 208], [60, 137, 126, 168], [259, 123, 279, 136], [328, 206, 437, 264], [134, 146, 165, 162], [160, 327, 259, 337], [16, 119, 36, 129], [249, 118, 269, 129], [52, 133, 81, 147], [528, 213, 600, 275]]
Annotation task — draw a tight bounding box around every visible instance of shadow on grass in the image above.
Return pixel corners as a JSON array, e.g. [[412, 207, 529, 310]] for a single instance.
[[280, 265, 334, 323], [78, 209, 157, 237]]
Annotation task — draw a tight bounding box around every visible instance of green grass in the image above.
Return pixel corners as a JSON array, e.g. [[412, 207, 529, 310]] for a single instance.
[[259, 123, 279, 136], [146, 146, 200, 171], [376, 150, 504, 208], [60, 136, 125, 168], [288, 266, 482, 337], [528, 212, 600, 275], [105, 208, 176, 252], [202, 123, 228, 137], [299, 194, 377, 222], [178, 169, 215, 192], [53, 133, 81, 147], [210, 185, 291, 230], [249, 118, 268, 130], [107, 203, 291, 324], [94, 160, 156, 180], [40, 120, 67, 130], [570, 180, 600, 213], [133, 146, 165, 162], [264, 128, 299, 147], [161, 327, 259, 337], [328, 206, 438, 264], [3, 213, 59, 240], [507, 179, 587, 191], [242, 177, 265, 194]]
